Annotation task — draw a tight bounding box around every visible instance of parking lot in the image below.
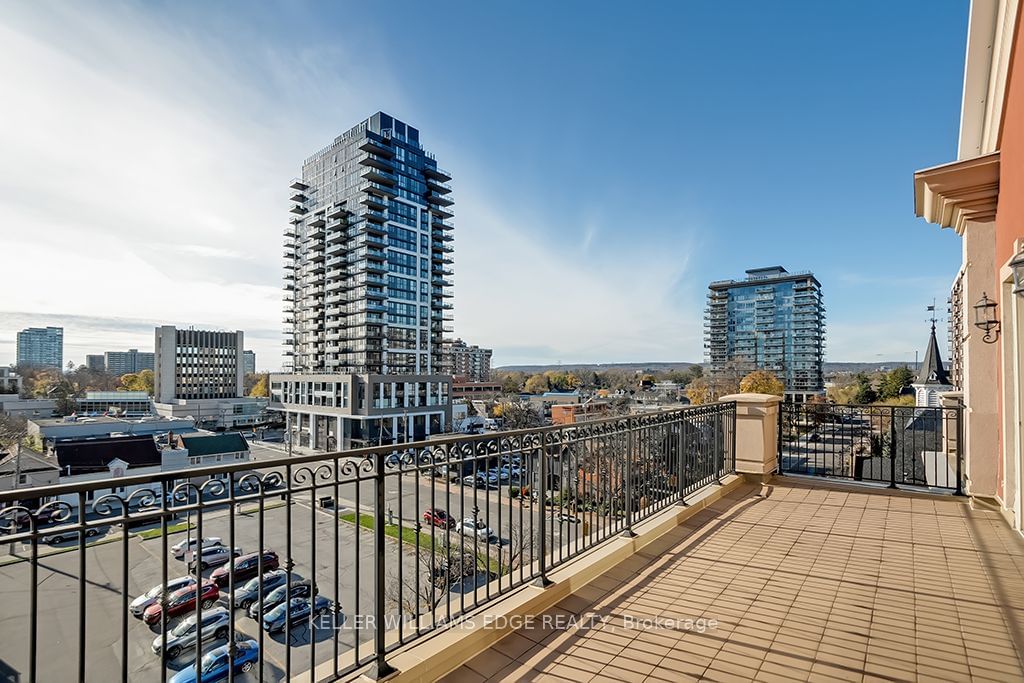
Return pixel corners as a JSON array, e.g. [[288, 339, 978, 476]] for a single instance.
[[0, 445, 598, 682], [0, 499, 415, 682]]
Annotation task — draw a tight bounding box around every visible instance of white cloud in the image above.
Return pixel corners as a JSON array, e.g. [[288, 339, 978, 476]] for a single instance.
[[0, 3, 401, 370]]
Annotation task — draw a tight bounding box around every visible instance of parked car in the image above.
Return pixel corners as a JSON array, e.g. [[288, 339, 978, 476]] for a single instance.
[[230, 569, 289, 610], [422, 508, 454, 528], [169, 638, 259, 683], [457, 518, 494, 541], [172, 536, 222, 561], [261, 596, 333, 634], [130, 576, 197, 617], [40, 527, 102, 545], [247, 580, 314, 619], [143, 582, 219, 625], [210, 550, 279, 588], [187, 544, 242, 572], [152, 607, 231, 660], [4, 507, 57, 530]]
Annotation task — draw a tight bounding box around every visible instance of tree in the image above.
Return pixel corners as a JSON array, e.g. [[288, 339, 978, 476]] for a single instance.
[[878, 367, 915, 400], [851, 373, 878, 405], [0, 414, 28, 452], [739, 370, 785, 396], [496, 402, 545, 429], [120, 369, 154, 395], [686, 378, 713, 405], [249, 374, 270, 398], [523, 374, 549, 395], [497, 371, 525, 394]]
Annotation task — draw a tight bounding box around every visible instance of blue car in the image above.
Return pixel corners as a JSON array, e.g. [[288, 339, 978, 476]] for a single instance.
[[261, 596, 333, 634], [169, 639, 259, 683]]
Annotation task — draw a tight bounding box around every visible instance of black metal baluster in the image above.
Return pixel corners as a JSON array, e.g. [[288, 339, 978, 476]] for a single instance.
[[533, 431, 551, 587], [120, 498, 129, 683], [78, 491, 86, 682], [285, 462, 292, 678], [160, 487, 169, 683], [194, 487, 204, 679], [228, 474, 236, 683], [29, 513, 38, 683], [370, 449, 395, 679]]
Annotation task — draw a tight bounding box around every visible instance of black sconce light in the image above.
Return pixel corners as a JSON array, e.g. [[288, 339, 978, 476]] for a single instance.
[[1009, 247, 1024, 297], [973, 292, 999, 344]]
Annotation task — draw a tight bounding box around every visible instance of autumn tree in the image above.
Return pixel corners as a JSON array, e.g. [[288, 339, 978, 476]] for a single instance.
[[739, 370, 785, 396], [523, 374, 549, 395], [686, 378, 713, 405], [248, 373, 270, 398], [120, 369, 154, 395]]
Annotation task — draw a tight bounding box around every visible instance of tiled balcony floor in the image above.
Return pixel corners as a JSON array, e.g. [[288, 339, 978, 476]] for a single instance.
[[441, 479, 1024, 682]]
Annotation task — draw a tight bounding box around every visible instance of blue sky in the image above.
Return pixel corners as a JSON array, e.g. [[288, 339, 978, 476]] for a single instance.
[[0, 1, 968, 369]]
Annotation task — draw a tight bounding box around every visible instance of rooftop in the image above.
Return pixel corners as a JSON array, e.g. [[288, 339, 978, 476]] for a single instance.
[[442, 479, 1024, 682]]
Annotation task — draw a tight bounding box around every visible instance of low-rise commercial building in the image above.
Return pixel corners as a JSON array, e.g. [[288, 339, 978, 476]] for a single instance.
[[452, 380, 502, 400], [550, 401, 611, 425], [0, 367, 22, 395], [27, 415, 195, 446], [75, 391, 153, 417], [270, 373, 452, 450], [0, 396, 56, 419]]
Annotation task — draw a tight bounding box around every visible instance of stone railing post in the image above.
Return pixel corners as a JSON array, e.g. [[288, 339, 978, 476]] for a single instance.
[[718, 393, 783, 483]]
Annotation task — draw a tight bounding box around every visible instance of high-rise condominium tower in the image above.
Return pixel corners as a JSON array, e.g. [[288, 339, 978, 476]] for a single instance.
[[705, 267, 825, 402], [271, 112, 454, 450], [16, 327, 63, 368]]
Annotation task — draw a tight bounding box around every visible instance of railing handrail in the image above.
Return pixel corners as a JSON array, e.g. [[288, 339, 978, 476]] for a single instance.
[[0, 402, 736, 504]]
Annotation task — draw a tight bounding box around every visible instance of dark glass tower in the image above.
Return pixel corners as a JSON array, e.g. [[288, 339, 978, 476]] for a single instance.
[[284, 112, 454, 374], [705, 267, 825, 401]]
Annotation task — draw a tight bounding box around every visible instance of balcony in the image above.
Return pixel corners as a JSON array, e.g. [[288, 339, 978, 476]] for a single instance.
[[4, 396, 1020, 683]]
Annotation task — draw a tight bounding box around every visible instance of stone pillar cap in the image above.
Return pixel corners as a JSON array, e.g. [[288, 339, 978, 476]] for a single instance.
[[719, 393, 784, 404]]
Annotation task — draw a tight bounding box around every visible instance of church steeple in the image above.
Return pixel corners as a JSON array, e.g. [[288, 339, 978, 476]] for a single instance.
[[916, 321, 951, 386]]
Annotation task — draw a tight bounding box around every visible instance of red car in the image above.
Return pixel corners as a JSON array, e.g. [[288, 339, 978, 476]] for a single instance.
[[143, 581, 219, 625], [210, 550, 279, 588], [423, 508, 454, 528]]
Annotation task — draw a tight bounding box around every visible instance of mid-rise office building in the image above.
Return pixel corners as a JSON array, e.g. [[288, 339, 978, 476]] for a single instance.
[[16, 327, 63, 368], [154, 327, 244, 402], [705, 267, 825, 402], [153, 326, 264, 428], [85, 355, 106, 372], [443, 338, 493, 381], [271, 112, 454, 449], [104, 348, 154, 375], [243, 350, 256, 375]]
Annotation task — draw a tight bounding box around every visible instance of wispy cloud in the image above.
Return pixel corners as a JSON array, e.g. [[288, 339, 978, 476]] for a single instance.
[[0, 2, 399, 370]]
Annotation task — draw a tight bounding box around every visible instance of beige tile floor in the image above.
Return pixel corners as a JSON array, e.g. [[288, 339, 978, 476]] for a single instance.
[[439, 480, 1024, 682]]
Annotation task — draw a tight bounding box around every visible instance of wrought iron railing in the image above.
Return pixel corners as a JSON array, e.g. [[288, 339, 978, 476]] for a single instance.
[[778, 402, 963, 492], [0, 402, 736, 682]]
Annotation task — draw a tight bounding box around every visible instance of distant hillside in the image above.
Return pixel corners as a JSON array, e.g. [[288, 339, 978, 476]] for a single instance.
[[495, 362, 698, 374], [824, 362, 916, 374], [494, 361, 914, 375]]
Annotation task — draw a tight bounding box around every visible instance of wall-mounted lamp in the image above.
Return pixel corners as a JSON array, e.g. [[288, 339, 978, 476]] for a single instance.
[[1010, 247, 1024, 296], [973, 292, 999, 343]]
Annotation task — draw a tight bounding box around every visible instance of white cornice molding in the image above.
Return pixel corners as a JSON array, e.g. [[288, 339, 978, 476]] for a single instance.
[[914, 152, 1000, 235], [959, 0, 1020, 158]]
